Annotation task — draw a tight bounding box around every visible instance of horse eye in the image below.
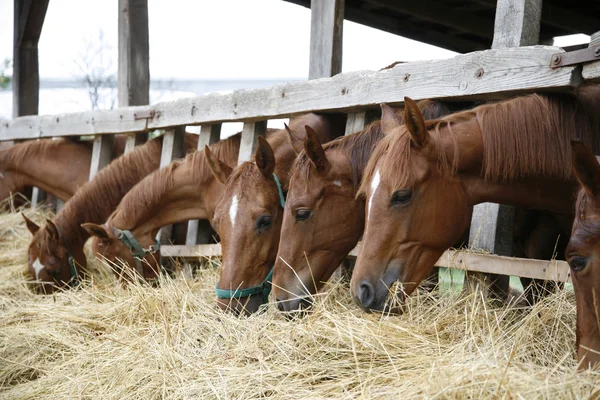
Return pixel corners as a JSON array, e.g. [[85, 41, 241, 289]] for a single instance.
[[391, 190, 412, 206], [295, 209, 312, 221], [256, 215, 272, 232], [568, 256, 588, 273]]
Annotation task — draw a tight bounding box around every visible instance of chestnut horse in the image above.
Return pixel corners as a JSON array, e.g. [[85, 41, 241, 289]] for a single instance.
[[0, 137, 126, 203], [82, 131, 244, 279], [273, 101, 471, 312], [566, 141, 600, 369], [23, 133, 198, 293], [352, 84, 600, 313], [206, 114, 346, 315]]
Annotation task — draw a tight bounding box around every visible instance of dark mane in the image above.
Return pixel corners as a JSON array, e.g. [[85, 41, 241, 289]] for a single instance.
[[113, 132, 242, 227], [53, 133, 197, 248], [360, 85, 600, 195]]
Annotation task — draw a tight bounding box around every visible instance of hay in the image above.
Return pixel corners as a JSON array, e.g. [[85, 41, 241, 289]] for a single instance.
[[0, 207, 599, 399]]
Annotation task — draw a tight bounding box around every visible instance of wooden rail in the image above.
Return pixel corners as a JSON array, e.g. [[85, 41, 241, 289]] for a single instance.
[[0, 46, 581, 141], [161, 244, 572, 283]]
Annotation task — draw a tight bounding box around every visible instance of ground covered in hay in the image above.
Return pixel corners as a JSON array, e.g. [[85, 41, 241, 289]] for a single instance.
[[0, 207, 599, 399]]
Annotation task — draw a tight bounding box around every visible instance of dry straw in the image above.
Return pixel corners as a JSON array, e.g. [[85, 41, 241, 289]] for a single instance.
[[0, 206, 599, 399]]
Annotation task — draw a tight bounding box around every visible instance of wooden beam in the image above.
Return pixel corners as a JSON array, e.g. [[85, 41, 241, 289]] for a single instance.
[[0, 46, 581, 140], [237, 121, 267, 165], [309, 0, 344, 79], [118, 0, 150, 150], [492, 0, 542, 49], [370, 0, 493, 39], [160, 244, 571, 283], [88, 135, 115, 180], [30, 187, 45, 209], [186, 124, 222, 246], [582, 32, 600, 82], [12, 0, 49, 118]]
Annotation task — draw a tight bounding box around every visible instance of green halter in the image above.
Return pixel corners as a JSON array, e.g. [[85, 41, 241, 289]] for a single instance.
[[113, 227, 161, 276], [56, 225, 79, 288], [214, 172, 285, 306]]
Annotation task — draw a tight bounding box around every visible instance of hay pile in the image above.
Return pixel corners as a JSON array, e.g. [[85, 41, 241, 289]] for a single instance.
[[1, 207, 599, 399]]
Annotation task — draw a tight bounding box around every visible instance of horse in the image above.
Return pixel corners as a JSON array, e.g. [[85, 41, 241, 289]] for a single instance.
[[206, 114, 346, 315], [566, 141, 600, 369], [82, 131, 244, 280], [273, 100, 473, 312], [23, 133, 198, 294], [351, 84, 600, 314], [0, 137, 126, 203]]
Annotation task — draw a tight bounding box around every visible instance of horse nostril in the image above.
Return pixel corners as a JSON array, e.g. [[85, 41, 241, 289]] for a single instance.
[[299, 297, 313, 310], [358, 281, 375, 308], [276, 298, 286, 312]]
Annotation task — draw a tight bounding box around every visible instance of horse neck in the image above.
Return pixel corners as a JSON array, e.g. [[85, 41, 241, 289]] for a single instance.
[[54, 138, 165, 251], [0, 141, 92, 201], [443, 118, 578, 214], [113, 151, 220, 239]]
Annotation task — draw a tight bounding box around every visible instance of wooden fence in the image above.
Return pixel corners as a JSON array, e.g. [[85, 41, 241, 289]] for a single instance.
[[4, 0, 600, 284]]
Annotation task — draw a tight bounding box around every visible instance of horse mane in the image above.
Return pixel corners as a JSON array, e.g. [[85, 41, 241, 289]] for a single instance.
[[0, 138, 91, 168], [53, 134, 197, 247], [290, 99, 466, 188], [360, 85, 600, 195], [112, 132, 242, 227]]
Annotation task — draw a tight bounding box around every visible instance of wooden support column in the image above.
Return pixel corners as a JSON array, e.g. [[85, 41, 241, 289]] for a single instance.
[[309, 0, 344, 79], [238, 121, 268, 165], [583, 31, 600, 82], [466, 0, 542, 298], [13, 0, 49, 207], [186, 124, 222, 246], [118, 0, 150, 150], [88, 135, 115, 180]]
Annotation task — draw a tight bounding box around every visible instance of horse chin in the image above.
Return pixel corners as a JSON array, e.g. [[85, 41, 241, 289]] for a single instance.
[[216, 294, 264, 317], [276, 296, 314, 319]]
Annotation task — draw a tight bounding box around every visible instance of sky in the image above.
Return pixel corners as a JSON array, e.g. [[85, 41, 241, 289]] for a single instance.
[[0, 0, 461, 80]]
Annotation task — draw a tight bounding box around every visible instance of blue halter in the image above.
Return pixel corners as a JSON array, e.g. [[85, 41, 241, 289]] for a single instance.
[[214, 172, 285, 305]]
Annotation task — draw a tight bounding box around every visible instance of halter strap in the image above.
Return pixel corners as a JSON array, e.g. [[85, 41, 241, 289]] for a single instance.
[[214, 173, 285, 306], [113, 227, 161, 276], [56, 225, 79, 288]]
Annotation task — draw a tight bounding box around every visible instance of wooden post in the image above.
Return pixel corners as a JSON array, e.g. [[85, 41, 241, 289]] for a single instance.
[[88, 135, 115, 180], [582, 31, 600, 82], [186, 124, 222, 246], [118, 0, 150, 150], [466, 0, 542, 297], [238, 121, 268, 165], [13, 0, 49, 207], [344, 112, 366, 136], [309, 0, 344, 79]]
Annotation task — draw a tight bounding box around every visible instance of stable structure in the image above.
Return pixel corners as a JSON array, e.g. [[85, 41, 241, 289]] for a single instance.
[[5, 0, 600, 284]]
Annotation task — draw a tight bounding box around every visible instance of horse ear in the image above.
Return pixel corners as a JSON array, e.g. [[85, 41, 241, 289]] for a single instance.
[[380, 103, 402, 135], [403, 97, 429, 148], [45, 219, 60, 241], [81, 223, 110, 240], [255, 136, 276, 178], [284, 123, 303, 155], [205, 145, 233, 185], [304, 125, 330, 174], [571, 140, 600, 197], [22, 214, 39, 235]]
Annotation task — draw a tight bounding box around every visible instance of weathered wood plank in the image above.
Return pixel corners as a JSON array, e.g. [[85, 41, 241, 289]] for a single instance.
[[492, 0, 542, 48], [309, 0, 344, 79], [88, 135, 115, 180], [161, 244, 571, 283], [124, 133, 149, 153], [344, 112, 366, 136], [30, 187, 45, 209], [582, 32, 600, 82], [118, 0, 149, 107], [0, 47, 580, 140], [238, 121, 267, 165], [186, 124, 222, 246]]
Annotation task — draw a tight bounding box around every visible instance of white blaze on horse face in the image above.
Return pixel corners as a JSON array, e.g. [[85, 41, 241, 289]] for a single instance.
[[229, 195, 239, 227], [32, 258, 44, 280], [333, 180, 342, 187], [367, 169, 381, 221]]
